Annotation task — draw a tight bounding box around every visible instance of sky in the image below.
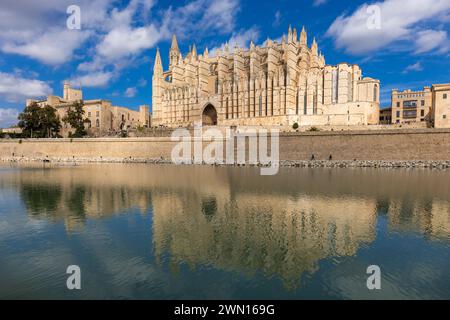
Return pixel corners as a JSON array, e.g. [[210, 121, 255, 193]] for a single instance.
[[0, 0, 450, 128]]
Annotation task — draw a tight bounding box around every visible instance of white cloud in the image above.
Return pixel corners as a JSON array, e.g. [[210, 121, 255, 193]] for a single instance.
[[403, 62, 423, 74], [70, 72, 114, 88], [2, 29, 90, 65], [0, 108, 20, 128], [97, 25, 162, 60], [326, 0, 450, 55], [0, 0, 113, 65], [0, 72, 52, 102], [414, 30, 449, 54], [124, 87, 137, 97]]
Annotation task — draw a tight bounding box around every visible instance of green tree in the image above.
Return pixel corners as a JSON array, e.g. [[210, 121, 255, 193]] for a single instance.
[[62, 100, 87, 137], [18, 102, 61, 138]]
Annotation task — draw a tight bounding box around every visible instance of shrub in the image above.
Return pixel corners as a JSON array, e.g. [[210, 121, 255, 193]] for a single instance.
[[292, 122, 299, 130]]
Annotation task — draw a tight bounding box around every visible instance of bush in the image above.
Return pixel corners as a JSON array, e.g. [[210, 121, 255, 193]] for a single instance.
[[292, 122, 299, 130], [308, 127, 319, 132]]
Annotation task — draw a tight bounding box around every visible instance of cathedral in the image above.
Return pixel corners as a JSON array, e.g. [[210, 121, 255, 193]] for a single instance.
[[152, 26, 380, 128]]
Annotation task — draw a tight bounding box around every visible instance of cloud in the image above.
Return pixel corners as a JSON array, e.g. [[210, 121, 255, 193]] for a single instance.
[[0, 108, 20, 128], [414, 30, 449, 54], [403, 62, 423, 73], [161, 0, 240, 39], [273, 10, 282, 27], [326, 0, 450, 55], [0, 0, 113, 65], [124, 87, 137, 98], [0, 72, 52, 102], [313, 0, 328, 6], [2, 29, 90, 65], [70, 71, 114, 88], [97, 25, 162, 60], [210, 27, 260, 56]]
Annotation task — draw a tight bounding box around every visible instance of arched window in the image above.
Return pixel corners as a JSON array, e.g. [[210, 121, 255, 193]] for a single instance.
[[96, 119, 100, 128]]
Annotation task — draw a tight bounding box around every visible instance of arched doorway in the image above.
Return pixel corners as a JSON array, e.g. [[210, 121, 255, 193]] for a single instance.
[[202, 104, 218, 126]]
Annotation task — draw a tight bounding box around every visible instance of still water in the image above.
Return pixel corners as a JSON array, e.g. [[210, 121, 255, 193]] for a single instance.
[[0, 163, 449, 299]]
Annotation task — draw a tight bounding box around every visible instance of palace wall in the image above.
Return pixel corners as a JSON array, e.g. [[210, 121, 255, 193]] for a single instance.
[[1, 129, 450, 161]]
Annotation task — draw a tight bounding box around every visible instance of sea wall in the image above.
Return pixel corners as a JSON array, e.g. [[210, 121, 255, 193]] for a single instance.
[[1, 129, 450, 162]]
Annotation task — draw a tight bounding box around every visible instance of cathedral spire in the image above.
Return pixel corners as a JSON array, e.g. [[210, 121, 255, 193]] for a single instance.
[[204, 47, 209, 58], [288, 24, 293, 43], [192, 44, 197, 58], [171, 34, 179, 52], [293, 28, 298, 43], [300, 26, 307, 46], [153, 48, 163, 76], [169, 34, 181, 68], [311, 37, 318, 55]]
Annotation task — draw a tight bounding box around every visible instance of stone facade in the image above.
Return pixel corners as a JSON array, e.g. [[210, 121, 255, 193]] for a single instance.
[[432, 84, 450, 128], [26, 82, 151, 136], [391, 87, 432, 124], [152, 27, 380, 128], [390, 84, 450, 128]]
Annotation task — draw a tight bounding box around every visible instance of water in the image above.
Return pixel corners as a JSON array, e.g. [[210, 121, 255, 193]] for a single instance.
[[0, 163, 449, 300]]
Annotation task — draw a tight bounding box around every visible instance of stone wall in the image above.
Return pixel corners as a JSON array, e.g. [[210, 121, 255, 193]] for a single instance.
[[1, 128, 450, 162]]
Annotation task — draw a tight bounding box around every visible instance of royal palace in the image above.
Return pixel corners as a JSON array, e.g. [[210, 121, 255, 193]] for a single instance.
[[152, 26, 381, 128]]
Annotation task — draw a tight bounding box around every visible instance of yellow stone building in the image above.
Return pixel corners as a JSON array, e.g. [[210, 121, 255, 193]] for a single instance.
[[391, 87, 432, 124], [432, 83, 450, 128], [26, 82, 151, 136], [152, 26, 380, 128], [390, 84, 450, 128]]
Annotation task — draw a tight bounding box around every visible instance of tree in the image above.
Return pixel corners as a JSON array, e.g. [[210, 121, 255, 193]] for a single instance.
[[62, 100, 87, 138], [18, 102, 61, 138]]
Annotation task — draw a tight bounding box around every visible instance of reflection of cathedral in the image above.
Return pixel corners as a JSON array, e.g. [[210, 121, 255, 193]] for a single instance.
[[4, 165, 450, 287], [152, 27, 380, 128]]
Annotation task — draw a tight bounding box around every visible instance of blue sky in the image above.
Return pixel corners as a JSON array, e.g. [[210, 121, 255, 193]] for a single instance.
[[1, 0, 450, 127]]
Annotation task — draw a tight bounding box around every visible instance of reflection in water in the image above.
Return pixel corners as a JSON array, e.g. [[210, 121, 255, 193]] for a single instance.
[[0, 164, 450, 298]]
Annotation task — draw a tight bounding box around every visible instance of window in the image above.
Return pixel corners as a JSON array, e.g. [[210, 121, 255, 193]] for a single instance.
[[444, 94, 448, 99], [88, 112, 91, 117], [96, 119, 100, 127], [396, 111, 400, 118], [421, 110, 425, 117], [403, 100, 417, 108], [259, 95, 262, 116], [96, 111, 99, 117], [444, 115, 447, 119], [397, 102, 400, 108], [421, 100, 425, 106], [403, 109, 417, 118], [373, 84, 378, 102]]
